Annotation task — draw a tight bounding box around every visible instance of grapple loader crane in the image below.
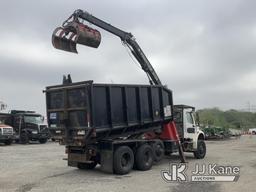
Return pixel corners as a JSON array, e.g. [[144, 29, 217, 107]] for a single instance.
[[52, 9, 186, 163], [49, 10, 200, 174]]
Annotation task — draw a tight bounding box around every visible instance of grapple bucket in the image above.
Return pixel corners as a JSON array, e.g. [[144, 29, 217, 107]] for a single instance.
[[52, 22, 101, 53]]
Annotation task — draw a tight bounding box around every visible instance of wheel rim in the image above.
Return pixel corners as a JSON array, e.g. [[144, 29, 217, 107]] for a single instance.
[[121, 153, 130, 167]]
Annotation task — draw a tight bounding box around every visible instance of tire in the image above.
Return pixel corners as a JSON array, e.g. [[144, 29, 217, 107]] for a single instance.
[[20, 133, 29, 144], [113, 146, 134, 175], [39, 138, 47, 144], [194, 140, 206, 159], [135, 144, 154, 171], [152, 140, 165, 162], [77, 161, 97, 170], [4, 139, 12, 145]]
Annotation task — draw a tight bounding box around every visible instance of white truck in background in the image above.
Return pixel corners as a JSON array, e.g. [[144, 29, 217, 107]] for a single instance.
[[249, 128, 256, 135], [0, 119, 14, 145]]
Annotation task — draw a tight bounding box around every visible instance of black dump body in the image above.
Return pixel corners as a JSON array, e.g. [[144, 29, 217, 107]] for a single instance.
[[46, 81, 173, 145]]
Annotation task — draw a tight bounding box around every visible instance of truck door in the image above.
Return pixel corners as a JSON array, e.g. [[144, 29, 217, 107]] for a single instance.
[[183, 109, 196, 138]]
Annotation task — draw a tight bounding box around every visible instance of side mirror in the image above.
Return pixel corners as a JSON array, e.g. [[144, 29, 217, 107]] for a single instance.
[[195, 112, 200, 126]]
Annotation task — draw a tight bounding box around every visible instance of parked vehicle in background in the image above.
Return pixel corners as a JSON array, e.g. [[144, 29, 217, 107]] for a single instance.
[[203, 127, 231, 140], [229, 128, 242, 137], [0, 110, 49, 144], [249, 128, 256, 135], [0, 118, 14, 145]]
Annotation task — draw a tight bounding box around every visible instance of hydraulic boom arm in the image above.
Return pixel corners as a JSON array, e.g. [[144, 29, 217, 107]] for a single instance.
[[52, 9, 162, 85]]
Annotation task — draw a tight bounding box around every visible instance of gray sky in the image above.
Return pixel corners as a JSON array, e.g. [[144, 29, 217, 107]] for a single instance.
[[0, 0, 256, 115]]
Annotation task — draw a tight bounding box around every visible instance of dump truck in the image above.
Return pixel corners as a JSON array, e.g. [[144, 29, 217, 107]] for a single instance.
[[0, 110, 49, 144], [48, 9, 206, 174]]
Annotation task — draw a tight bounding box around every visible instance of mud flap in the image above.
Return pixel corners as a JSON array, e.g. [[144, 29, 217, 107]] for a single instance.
[[52, 21, 101, 53], [100, 150, 113, 173]]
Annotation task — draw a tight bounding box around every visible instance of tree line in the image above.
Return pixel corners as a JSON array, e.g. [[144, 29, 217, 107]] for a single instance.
[[197, 108, 256, 130]]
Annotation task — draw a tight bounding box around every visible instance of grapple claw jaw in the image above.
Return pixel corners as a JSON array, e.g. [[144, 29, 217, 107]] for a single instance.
[[52, 27, 78, 53], [52, 21, 101, 53]]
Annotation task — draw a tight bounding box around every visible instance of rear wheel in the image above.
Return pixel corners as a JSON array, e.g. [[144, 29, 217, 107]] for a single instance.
[[4, 139, 12, 145], [113, 146, 134, 175], [20, 133, 29, 144], [152, 140, 165, 162], [39, 138, 47, 144], [135, 144, 154, 171], [194, 140, 206, 159]]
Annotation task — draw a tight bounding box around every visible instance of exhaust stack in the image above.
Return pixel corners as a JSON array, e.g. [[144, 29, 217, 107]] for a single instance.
[[52, 21, 101, 53]]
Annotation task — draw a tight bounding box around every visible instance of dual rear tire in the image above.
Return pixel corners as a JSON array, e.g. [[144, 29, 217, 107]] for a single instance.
[[113, 142, 162, 175], [134, 144, 154, 171], [113, 146, 134, 175], [77, 141, 165, 175]]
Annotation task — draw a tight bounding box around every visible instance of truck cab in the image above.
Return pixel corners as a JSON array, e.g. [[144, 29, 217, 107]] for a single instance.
[[11, 110, 49, 144], [0, 119, 14, 145], [173, 105, 206, 159]]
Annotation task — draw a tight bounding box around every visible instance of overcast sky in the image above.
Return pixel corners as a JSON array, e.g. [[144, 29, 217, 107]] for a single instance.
[[0, 0, 256, 115]]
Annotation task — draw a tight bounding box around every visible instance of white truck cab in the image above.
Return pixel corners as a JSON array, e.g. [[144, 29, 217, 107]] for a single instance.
[[0, 120, 14, 145], [174, 105, 206, 159], [249, 128, 256, 135]]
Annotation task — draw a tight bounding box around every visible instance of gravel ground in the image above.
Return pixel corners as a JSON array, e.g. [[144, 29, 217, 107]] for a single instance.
[[0, 135, 256, 192]]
